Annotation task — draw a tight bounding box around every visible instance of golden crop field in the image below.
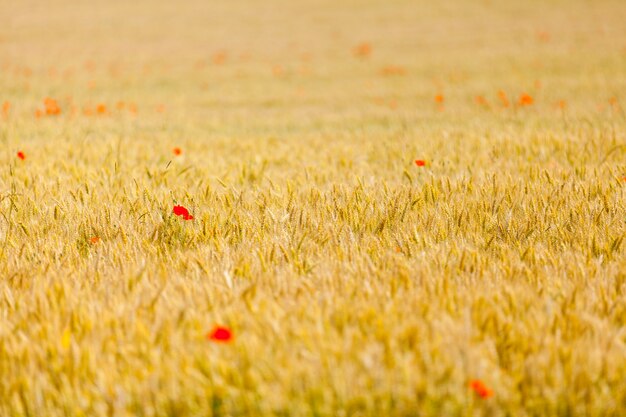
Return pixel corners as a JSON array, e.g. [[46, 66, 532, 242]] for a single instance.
[[1, 0, 626, 415]]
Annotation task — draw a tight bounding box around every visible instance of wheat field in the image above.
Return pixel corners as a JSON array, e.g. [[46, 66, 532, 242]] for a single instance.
[[1, 0, 626, 415]]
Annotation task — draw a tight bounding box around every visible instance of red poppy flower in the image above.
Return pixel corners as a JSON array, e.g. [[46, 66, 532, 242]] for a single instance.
[[17, 151, 25, 160], [212, 51, 227, 65], [90, 236, 100, 244], [173, 205, 194, 220], [519, 93, 534, 106], [469, 380, 493, 399], [414, 159, 426, 167], [207, 326, 233, 342], [475, 95, 488, 106], [498, 90, 510, 107], [173, 147, 182, 156], [354, 42, 372, 58], [1, 101, 9, 117], [44, 97, 61, 115], [435, 94, 444, 104]]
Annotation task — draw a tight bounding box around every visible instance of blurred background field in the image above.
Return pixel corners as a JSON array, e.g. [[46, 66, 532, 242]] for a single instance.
[[1, 0, 626, 415]]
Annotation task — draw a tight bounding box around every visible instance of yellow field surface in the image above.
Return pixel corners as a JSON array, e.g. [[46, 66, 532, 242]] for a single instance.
[[1, 0, 626, 415]]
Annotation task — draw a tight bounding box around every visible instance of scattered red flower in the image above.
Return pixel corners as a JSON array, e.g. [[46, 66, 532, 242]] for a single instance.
[[469, 380, 493, 399], [536, 31, 551, 43], [212, 51, 227, 65], [17, 151, 26, 160], [380, 65, 406, 76], [44, 97, 61, 116], [519, 93, 534, 106], [475, 95, 488, 106], [1, 101, 10, 117], [414, 159, 426, 167], [173, 205, 194, 220], [173, 147, 182, 156], [435, 94, 444, 104], [498, 90, 510, 108], [96, 104, 107, 114], [354, 42, 372, 58], [90, 236, 101, 244], [207, 326, 233, 342]]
